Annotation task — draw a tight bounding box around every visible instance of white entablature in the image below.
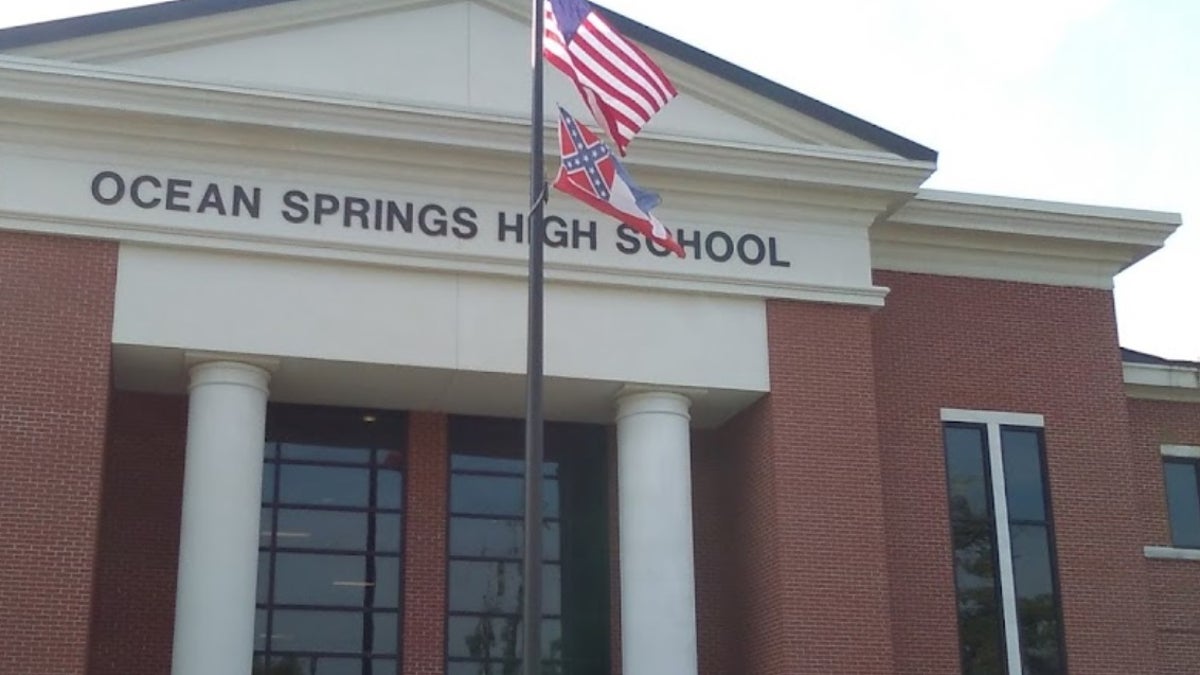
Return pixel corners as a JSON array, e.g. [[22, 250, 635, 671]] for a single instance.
[[0, 0, 1181, 425]]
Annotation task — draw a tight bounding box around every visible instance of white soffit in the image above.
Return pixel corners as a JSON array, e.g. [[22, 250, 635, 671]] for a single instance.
[[1124, 362, 1200, 403], [5, 0, 907, 158], [873, 189, 1181, 289]]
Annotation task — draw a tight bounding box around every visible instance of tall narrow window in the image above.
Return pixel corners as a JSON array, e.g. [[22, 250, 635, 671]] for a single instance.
[[445, 416, 610, 675], [1161, 446, 1200, 549], [255, 405, 406, 675], [942, 410, 1065, 675]]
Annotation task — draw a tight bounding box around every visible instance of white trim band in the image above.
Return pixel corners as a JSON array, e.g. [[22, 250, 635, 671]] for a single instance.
[[940, 408, 1045, 428], [1144, 546, 1200, 562], [1161, 444, 1200, 459]]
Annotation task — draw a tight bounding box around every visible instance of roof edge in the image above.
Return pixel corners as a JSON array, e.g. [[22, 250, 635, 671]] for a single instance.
[[0, 0, 939, 163], [1122, 347, 1199, 369], [0, 0, 296, 49]]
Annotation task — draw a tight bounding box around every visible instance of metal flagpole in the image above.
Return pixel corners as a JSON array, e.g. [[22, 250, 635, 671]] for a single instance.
[[521, 0, 547, 673]]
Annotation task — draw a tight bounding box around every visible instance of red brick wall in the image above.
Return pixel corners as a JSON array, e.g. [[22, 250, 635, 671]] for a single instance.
[[1128, 398, 1200, 674], [88, 392, 187, 675], [873, 270, 1157, 674], [0, 231, 116, 675], [403, 412, 449, 675], [715, 300, 894, 674], [690, 430, 735, 675], [716, 396, 779, 675]]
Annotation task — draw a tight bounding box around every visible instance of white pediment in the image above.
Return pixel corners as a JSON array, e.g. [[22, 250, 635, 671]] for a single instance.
[[11, 0, 896, 155]]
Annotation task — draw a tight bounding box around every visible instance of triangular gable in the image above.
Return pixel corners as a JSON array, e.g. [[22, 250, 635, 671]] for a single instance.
[[0, 0, 937, 161]]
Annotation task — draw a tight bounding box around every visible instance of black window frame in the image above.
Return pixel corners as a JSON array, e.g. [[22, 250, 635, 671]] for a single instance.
[[444, 415, 610, 675], [255, 404, 408, 675], [942, 419, 1068, 675], [1162, 456, 1200, 549]]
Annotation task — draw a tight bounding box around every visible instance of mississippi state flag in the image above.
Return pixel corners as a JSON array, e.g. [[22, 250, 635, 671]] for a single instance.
[[544, 0, 677, 155], [553, 107, 684, 258]]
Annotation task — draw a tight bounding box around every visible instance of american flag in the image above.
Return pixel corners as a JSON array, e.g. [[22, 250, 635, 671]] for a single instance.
[[544, 0, 678, 155]]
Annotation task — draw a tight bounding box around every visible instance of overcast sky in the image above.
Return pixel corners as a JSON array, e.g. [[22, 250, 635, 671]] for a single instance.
[[2, 0, 1197, 360]]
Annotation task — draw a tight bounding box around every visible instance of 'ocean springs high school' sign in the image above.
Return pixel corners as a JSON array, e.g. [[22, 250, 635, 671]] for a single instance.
[[89, 170, 793, 268]]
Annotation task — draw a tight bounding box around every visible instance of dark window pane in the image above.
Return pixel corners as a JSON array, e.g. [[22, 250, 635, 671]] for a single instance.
[[373, 659, 400, 675], [453, 475, 522, 516], [377, 449, 405, 470], [945, 424, 1004, 675], [450, 518, 561, 561], [1164, 462, 1200, 548], [447, 559, 522, 614], [254, 655, 315, 675], [1001, 428, 1048, 523], [263, 466, 276, 502], [452, 475, 559, 518], [257, 553, 270, 604], [446, 616, 562, 659], [269, 610, 366, 654], [278, 465, 369, 508], [445, 420, 609, 675], [255, 610, 267, 651], [281, 443, 373, 463], [268, 509, 401, 553], [276, 658, 397, 675], [376, 470, 404, 511], [451, 518, 521, 559], [452, 454, 559, 477], [297, 658, 365, 675], [945, 425, 992, 523], [953, 520, 1004, 675], [447, 561, 561, 615], [372, 613, 399, 655], [447, 662, 513, 675], [1010, 524, 1064, 675], [274, 553, 400, 609]]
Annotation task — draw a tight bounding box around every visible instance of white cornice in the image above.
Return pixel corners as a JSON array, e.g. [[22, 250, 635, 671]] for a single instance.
[[1124, 362, 1200, 403], [873, 189, 1181, 289], [0, 55, 933, 199]]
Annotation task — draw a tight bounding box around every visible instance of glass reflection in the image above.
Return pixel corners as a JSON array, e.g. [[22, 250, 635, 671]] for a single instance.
[[282, 443, 374, 464], [1010, 525, 1061, 675], [256, 406, 405, 675], [265, 509, 402, 552], [278, 465, 370, 507], [1164, 462, 1200, 548], [449, 518, 561, 561], [451, 475, 560, 518], [945, 424, 1004, 675], [448, 561, 562, 615], [1001, 429, 1047, 522], [446, 417, 609, 675], [945, 426, 991, 522]]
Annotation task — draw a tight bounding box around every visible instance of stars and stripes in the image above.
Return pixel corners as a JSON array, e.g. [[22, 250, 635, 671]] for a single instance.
[[544, 0, 678, 155]]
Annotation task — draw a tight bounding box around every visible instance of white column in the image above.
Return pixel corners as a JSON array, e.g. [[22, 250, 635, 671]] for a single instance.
[[172, 360, 272, 675], [616, 390, 698, 675]]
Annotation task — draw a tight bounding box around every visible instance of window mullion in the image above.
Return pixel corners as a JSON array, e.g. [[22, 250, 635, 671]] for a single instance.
[[986, 422, 1024, 675]]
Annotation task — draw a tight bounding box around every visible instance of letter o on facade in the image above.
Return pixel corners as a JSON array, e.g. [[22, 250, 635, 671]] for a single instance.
[[705, 231, 734, 263], [737, 234, 767, 265], [91, 171, 126, 205]]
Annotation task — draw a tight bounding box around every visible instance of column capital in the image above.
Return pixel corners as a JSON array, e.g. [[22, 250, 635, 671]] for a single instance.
[[615, 388, 696, 422], [185, 355, 276, 395]]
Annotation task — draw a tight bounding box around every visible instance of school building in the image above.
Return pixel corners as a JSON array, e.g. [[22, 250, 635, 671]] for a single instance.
[[0, 1, 1197, 674]]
